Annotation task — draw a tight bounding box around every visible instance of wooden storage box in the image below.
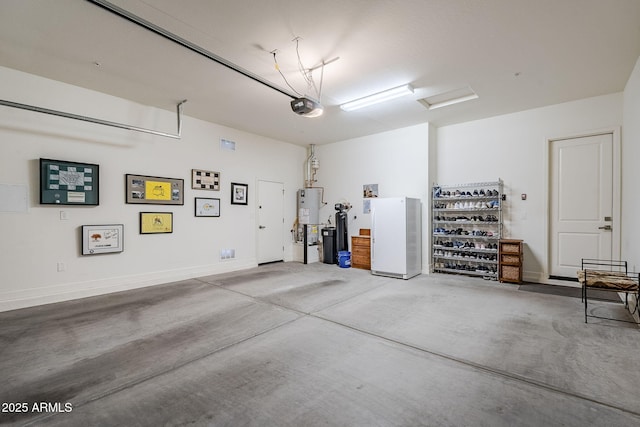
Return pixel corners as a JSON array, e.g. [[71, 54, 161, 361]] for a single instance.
[[351, 229, 371, 270], [501, 254, 521, 264], [499, 239, 523, 284], [501, 265, 521, 282]]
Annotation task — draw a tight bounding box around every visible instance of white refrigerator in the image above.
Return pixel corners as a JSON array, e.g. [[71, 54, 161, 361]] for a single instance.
[[370, 197, 422, 279]]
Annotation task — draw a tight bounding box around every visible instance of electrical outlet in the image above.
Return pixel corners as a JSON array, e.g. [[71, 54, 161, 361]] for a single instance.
[[57, 262, 66, 272], [60, 211, 68, 220], [220, 249, 236, 260]]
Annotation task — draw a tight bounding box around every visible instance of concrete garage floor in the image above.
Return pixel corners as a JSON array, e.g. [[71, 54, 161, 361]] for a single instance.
[[1, 262, 639, 426]]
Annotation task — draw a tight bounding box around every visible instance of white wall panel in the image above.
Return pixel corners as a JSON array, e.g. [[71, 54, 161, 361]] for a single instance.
[[436, 93, 623, 282], [315, 123, 431, 272], [622, 57, 640, 273], [0, 66, 305, 311]]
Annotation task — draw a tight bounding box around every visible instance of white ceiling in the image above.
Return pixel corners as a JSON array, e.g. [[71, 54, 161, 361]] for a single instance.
[[1, 0, 640, 146]]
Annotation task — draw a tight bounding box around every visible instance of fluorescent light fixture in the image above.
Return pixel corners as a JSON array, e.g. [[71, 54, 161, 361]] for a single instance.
[[340, 84, 414, 111], [426, 94, 478, 110], [418, 86, 478, 110]]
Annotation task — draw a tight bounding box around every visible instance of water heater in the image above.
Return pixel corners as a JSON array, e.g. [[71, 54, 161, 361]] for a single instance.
[[297, 188, 321, 224]]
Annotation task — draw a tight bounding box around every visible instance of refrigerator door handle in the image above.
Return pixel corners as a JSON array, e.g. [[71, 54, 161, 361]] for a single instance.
[[370, 210, 375, 264]]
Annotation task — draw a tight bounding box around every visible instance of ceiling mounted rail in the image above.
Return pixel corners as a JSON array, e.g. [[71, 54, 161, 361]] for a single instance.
[[0, 99, 187, 139], [87, 0, 297, 100]]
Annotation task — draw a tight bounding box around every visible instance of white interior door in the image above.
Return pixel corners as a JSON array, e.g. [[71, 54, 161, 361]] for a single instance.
[[549, 133, 613, 278], [257, 180, 284, 264]]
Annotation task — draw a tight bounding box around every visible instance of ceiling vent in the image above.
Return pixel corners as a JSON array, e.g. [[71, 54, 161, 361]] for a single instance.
[[220, 138, 236, 151], [418, 86, 478, 110]]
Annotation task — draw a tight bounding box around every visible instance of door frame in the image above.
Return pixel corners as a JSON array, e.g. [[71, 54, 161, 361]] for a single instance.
[[256, 179, 285, 265], [544, 127, 621, 285]]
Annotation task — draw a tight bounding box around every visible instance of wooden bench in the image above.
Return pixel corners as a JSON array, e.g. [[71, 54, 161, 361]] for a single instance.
[[577, 259, 639, 324]]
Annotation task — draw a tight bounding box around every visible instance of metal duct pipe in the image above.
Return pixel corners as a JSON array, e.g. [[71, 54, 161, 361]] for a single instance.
[[305, 144, 319, 187]]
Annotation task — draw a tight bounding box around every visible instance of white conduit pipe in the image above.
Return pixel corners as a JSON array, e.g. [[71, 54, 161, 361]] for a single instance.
[[0, 99, 187, 139]]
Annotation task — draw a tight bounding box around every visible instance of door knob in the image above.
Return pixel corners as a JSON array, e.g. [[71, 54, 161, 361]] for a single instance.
[[259, 225, 266, 229], [598, 225, 612, 231]]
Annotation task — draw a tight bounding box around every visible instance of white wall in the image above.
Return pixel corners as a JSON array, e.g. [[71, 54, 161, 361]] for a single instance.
[[0, 66, 306, 312], [3, 59, 638, 312], [436, 93, 623, 282], [622, 56, 640, 272], [315, 123, 431, 271]]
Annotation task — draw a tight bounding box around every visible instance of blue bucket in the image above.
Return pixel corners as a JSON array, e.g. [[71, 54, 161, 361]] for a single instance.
[[338, 251, 351, 268]]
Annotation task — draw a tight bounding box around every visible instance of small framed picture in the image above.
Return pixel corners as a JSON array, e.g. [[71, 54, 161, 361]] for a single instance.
[[140, 212, 173, 234], [231, 182, 248, 205], [192, 169, 220, 191], [363, 183, 379, 198], [81, 224, 124, 255], [195, 197, 220, 217]]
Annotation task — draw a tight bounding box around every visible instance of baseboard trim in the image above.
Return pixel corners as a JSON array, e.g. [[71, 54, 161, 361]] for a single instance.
[[0, 260, 257, 313]]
